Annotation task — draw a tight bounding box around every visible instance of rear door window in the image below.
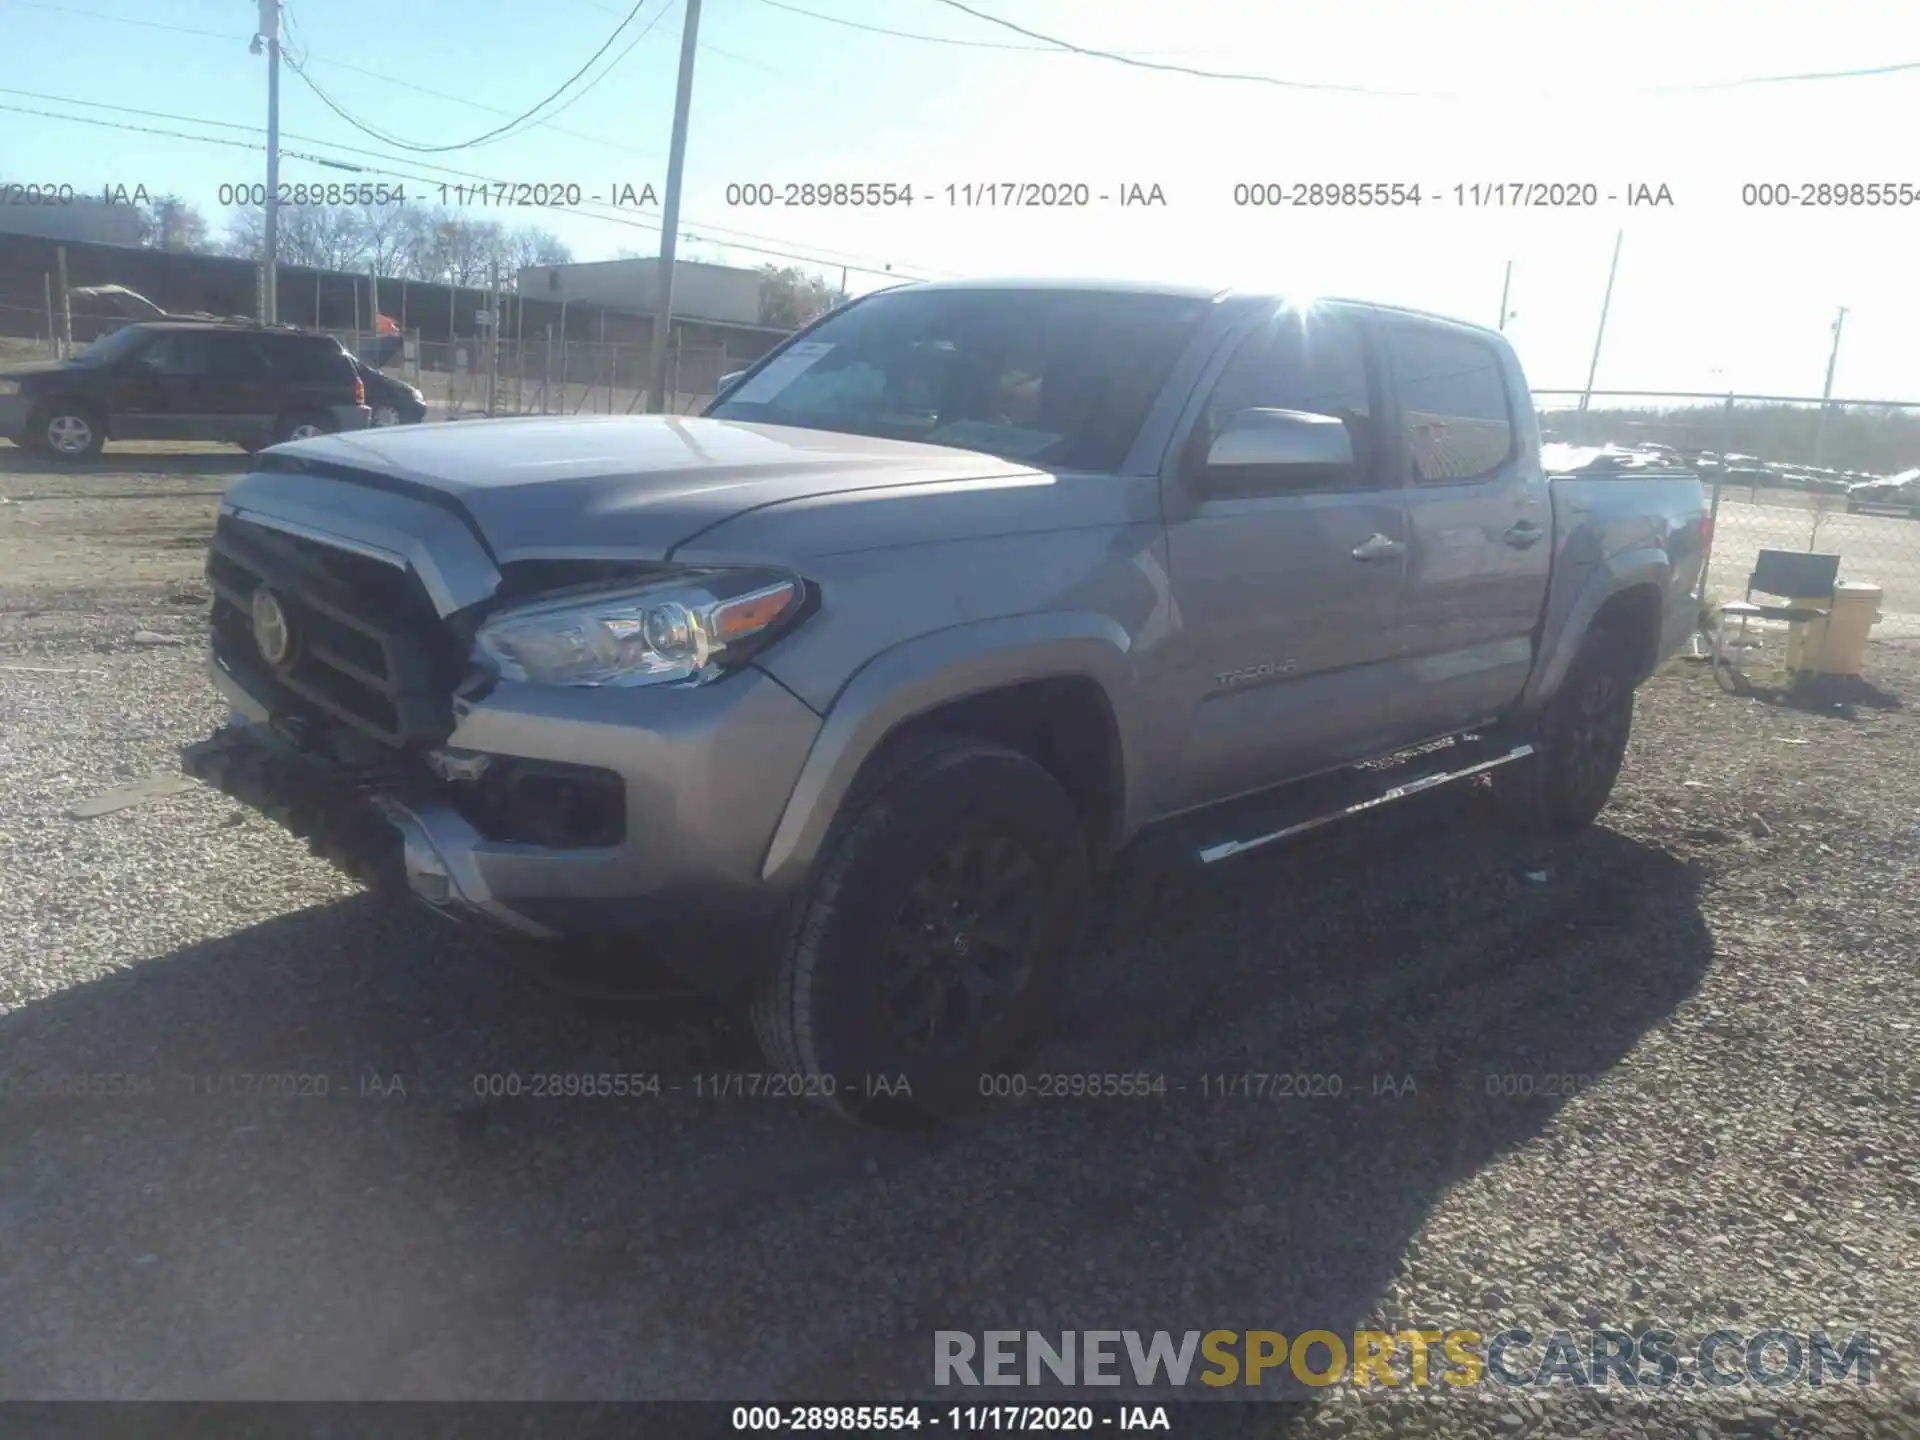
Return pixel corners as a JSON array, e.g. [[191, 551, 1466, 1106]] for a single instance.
[[137, 332, 212, 376], [1382, 324, 1515, 483], [208, 332, 271, 377]]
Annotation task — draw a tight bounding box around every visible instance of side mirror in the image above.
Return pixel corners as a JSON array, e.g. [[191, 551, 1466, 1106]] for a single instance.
[[1196, 407, 1355, 491]]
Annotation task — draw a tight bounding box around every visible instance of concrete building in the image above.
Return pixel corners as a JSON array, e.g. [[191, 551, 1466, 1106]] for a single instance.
[[515, 257, 765, 328], [0, 193, 144, 248]]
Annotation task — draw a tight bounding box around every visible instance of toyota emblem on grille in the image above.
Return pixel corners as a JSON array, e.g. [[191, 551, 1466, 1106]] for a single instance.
[[250, 587, 293, 667]]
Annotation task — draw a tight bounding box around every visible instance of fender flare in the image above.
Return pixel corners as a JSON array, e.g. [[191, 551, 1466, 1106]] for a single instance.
[[759, 613, 1145, 887], [1521, 547, 1671, 710]]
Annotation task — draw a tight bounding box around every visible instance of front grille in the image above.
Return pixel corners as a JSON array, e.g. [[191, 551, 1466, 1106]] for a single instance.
[[208, 514, 460, 749]]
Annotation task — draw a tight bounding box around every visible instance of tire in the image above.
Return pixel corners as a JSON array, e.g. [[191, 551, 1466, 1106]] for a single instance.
[[28, 400, 105, 461], [1492, 627, 1637, 835], [371, 404, 402, 428], [750, 737, 1091, 1126], [275, 411, 334, 444]]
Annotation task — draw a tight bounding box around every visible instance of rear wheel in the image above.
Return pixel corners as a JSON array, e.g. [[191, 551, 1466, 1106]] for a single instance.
[[275, 411, 333, 444], [751, 738, 1091, 1126], [1493, 627, 1637, 834], [28, 400, 105, 461]]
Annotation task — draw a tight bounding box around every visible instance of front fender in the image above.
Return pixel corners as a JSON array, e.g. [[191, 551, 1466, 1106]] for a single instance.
[[758, 613, 1144, 887], [1520, 546, 1671, 711]]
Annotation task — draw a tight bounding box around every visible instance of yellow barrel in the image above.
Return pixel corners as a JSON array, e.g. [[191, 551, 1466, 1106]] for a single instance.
[[1809, 582, 1883, 676]]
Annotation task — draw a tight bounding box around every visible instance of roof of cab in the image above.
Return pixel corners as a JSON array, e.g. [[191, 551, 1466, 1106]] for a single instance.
[[878, 277, 1504, 338]]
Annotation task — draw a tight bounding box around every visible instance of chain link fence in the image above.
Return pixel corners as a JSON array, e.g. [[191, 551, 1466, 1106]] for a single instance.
[[399, 335, 727, 419], [3, 303, 1916, 646], [1536, 390, 1920, 641]]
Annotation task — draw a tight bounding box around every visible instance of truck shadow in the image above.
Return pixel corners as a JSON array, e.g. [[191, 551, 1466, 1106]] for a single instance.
[[0, 789, 1711, 1401]]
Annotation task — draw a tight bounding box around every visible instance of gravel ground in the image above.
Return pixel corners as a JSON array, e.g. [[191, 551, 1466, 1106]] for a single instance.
[[1, 455, 1917, 1437]]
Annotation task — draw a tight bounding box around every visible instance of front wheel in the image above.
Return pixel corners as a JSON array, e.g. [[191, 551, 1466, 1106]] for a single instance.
[[750, 738, 1091, 1126], [28, 401, 105, 461], [1492, 628, 1637, 834]]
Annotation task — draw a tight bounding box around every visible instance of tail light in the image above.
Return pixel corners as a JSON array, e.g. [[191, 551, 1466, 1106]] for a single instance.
[[354, 374, 366, 405]]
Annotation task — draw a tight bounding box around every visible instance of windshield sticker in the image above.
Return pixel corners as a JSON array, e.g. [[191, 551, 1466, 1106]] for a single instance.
[[926, 419, 1064, 459], [727, 342, 836, 405]]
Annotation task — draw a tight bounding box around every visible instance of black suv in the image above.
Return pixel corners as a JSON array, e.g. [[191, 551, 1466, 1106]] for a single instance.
[[0, 320, 371, 461]]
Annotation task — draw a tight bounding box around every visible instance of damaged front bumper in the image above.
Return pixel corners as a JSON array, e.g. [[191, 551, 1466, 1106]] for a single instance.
[[180, 721, 560, 940]]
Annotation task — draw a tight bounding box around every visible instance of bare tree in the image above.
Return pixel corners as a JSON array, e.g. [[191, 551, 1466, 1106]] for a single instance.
[[138, 195, 209, 251], [223, 205, 368, 271], [218, 203, 581, 289], [353, 201, 417, 276], [757, 264, 843, 328]]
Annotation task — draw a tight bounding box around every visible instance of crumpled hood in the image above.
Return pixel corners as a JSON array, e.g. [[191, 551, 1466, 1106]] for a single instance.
[[262, 414, 1035, 560]]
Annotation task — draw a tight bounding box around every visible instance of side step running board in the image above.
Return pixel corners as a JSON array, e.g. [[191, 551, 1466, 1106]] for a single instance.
[[1194, 742, 1535, 866]]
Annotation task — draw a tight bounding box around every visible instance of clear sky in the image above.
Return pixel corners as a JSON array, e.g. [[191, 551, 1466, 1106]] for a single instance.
[[3, 0, 1917, 399]]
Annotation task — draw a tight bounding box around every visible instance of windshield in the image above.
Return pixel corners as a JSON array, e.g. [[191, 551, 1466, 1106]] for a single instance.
[[707, 288, 1211, 471], [73, 325, 152, 366]]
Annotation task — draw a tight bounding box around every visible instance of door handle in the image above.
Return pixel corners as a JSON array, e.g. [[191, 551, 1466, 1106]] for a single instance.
[[1351, 532, 1405, 561], [1503, 520, 1544, 549]]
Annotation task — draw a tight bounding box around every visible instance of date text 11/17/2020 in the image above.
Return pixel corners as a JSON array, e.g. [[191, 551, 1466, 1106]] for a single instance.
[[730, 1405, 1173, 1432]]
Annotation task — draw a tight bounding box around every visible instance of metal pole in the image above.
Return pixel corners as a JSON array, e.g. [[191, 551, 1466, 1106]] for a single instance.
[[558, 297, 569, 410], [1577, 231, 1623, 416], [55, 247, 71, 358], [1498, 259, 1513, 331], [1813, 306, 1847, 468], [544, 324, 553, 415], [486, 261, 500, 415], [368, 267, 380, 356], [646, 0, 703, 415], [258, 0, 281, 324], [1697, 392, 1734, 601], [313, 270, 321, 327], [42, 272, 55, 358], [600, 310, 610, 413]]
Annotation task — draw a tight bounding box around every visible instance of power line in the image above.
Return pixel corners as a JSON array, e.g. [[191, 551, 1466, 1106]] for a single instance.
[[0, 83, 904, 265], [475, 0, 677, 132], [0, 92, 937, 279], [25, 0, 765, 152], [285, 0, 666, 154], [920, 0, 1920, 95], [754, 0, 1060, 51], [7, 0, 241, 41], [917, 0, 1417, 94], [752, 0, 1265, 59]]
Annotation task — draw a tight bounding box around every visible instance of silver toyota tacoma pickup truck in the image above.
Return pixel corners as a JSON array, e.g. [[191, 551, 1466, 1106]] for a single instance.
[[180, 279, 1707, 1123]]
